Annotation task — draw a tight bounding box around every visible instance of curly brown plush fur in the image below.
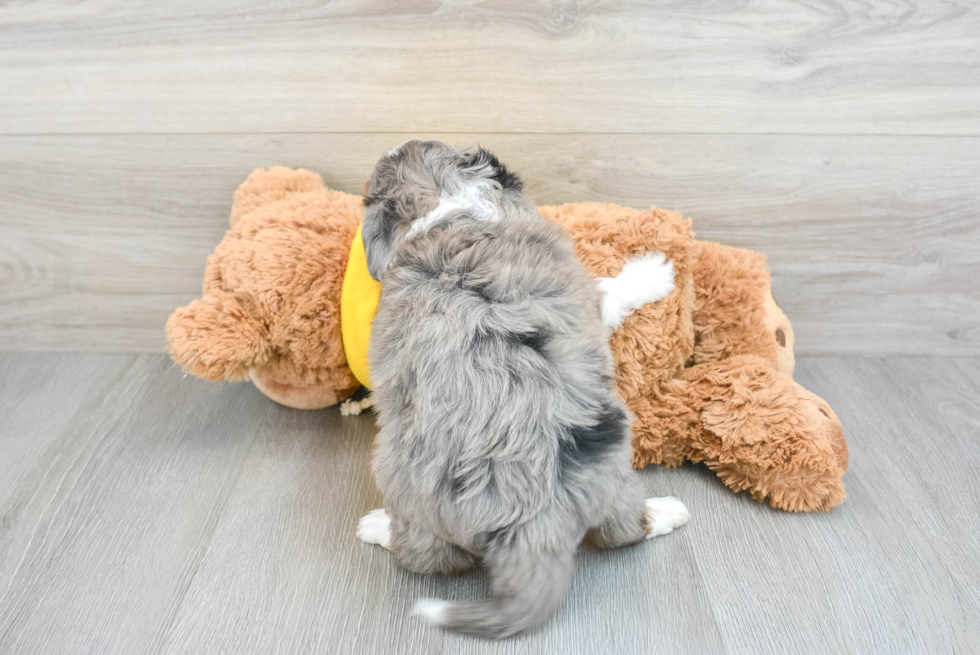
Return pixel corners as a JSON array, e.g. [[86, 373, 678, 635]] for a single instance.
[[540, 203, 846, 511], [166, 167, 848, 511], [690, 241, 796, 376], [166, 167, 361, 409]]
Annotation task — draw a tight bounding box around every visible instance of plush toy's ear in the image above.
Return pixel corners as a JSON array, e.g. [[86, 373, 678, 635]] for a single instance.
[[166, 293, 269, 382], [229, 167, 324, 228]]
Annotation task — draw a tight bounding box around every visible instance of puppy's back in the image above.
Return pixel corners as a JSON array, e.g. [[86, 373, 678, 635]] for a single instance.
[[369, 213, 622, 542]]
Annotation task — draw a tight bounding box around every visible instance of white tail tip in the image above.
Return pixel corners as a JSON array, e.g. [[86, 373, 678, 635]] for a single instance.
[[412, 598, 449, 625]]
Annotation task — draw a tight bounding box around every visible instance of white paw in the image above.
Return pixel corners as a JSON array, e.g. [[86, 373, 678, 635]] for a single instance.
[[412, 598, 449, 625], [357, 508, 391, 549], [645, 496, 690, 538]]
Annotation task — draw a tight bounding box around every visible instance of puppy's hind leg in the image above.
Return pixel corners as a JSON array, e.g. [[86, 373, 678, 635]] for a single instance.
[[590, 475, 690, 548], [393, 517, 479, 575], [359, 509, 478, 575], [590, 474, 649, 548]]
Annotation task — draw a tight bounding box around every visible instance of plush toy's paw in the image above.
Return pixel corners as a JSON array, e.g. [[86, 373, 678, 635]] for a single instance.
[[357, 509, 391, 549], [166, 294, 269, 382], [645, 496, 690, 538], [596, 251, 675, 329]]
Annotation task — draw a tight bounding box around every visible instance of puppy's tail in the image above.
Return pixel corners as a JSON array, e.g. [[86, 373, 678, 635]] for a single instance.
[[412, 545, 574, 639]]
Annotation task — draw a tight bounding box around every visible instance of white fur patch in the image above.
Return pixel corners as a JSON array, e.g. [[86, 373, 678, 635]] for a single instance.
[[357, 508, 392, 549], [595, 252, 675, 329], [412, 598, 449, 625], [645, 496, 690, 538], [408, 182, 499, 237]]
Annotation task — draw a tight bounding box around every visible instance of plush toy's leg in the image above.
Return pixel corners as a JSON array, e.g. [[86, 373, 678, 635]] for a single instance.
[[630, 356, 847, 512], [358, 509, 478, 574], [690, 241, 795, 378], [629, 390, 701, 471]]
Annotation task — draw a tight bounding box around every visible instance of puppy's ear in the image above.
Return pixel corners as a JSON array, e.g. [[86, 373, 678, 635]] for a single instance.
[[463, 147, 524, 192], [362, 191, 439, 281], [362, 198, 400, 281]]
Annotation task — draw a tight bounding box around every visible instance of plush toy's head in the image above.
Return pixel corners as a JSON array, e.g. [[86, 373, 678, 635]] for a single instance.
[[166, 167, 364, 409], [689, 241, 796, 378]]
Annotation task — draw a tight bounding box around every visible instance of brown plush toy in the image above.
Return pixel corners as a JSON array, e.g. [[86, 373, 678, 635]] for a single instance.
[[167, 167, 848, 512]]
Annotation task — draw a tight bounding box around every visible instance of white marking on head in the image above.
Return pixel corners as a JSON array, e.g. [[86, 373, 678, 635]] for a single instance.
[[407, 181, 499, 238], [595, 251, 675, 329], [412, 598, 450, 625]]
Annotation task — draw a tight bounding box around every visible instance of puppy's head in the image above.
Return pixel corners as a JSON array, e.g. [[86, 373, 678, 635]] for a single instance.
[[361, 140, 526, 280]]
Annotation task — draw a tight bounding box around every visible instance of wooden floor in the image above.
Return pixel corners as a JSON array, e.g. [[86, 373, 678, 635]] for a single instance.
[[0, 353, 977, 654]]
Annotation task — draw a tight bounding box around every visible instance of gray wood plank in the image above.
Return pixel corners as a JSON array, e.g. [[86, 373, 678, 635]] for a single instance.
[[1, 133, 976, 355], [0, 353, 136, 501], [1, 1, 978, 135], [951, 357, 980, 396], [1, 354, 978, 654], [0, 355, 267, 654], [160, 407, 725, 655], [679, 356, 980, 653]]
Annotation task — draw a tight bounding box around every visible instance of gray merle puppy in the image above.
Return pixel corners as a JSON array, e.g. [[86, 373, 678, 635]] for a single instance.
[[356, 140, 689, 638]]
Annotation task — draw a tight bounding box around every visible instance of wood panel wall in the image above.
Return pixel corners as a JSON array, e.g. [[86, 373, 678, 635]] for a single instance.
[[1, 1, 977, 354]]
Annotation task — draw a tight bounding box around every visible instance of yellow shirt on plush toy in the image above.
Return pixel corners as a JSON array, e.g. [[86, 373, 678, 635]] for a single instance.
[[340, 223, 381, 389]]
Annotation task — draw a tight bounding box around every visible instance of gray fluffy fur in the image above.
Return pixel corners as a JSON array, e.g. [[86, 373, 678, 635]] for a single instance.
[[362, 141, 653, 638]]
